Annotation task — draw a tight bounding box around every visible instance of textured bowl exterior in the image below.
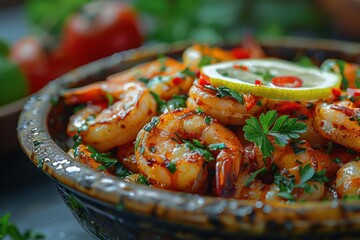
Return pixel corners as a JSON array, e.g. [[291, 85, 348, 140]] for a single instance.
[[17, 38, 360, 239]]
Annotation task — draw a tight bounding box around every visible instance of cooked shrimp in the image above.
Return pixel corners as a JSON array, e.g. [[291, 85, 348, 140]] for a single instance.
[[186, 80, 267, 125], [336, 161, 360, 198], [135, 108, 243, 197], [67, 104, 103, 137], [116, 142, 139, 173], [268, 100, 328, 148], [62, 57, 194, 104], [235, 140, 328, 201], [66, 82, 157, 152], [313, 100, 360, 152], [67, 144, 113, 174], [182, 44, 233, 71]]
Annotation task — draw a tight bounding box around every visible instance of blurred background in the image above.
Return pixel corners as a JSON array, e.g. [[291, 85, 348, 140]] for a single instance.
[[0, 0, 360, 239]]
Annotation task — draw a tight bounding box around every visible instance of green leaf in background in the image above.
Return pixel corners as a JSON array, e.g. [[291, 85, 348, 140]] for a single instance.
[[0, 57, 29, 106], [26, 0, 92, 36], [0, 40, 10, 57]]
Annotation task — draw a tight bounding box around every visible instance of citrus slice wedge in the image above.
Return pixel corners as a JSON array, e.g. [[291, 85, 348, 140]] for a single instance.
[[201, 59, 341, 100]]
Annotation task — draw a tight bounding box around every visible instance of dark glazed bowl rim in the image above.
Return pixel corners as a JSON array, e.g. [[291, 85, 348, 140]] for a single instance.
[[18, 38, 360, 237]]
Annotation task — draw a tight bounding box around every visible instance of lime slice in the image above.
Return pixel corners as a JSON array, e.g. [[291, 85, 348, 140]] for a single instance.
[[201, 59, 341, 100]]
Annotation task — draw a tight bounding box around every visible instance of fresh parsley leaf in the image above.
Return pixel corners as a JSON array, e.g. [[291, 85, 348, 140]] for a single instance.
[[243, 110, 307, 158], [208, 143, 226, 151], [299, 163, 315, 184], [204, 116, 212, 124]]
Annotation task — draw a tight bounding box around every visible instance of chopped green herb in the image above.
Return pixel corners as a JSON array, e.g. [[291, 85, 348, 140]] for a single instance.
[[144, 116, 160, 132], [166, 95, 187, 111], [150, 91, 166, 113], [299, 163, 315, 184], [296, 56, 315, 67], [297, 114, 308, 120], [33, 141, 41, 147], [97, 165, 106, 171], [138, 76, 151, 84], [245, 167, 267, 187], [150, 146, 156, 153], [134, 137, 141, 152], [181, 68, 196, 77], [208, 143, 226, 151], [183, 139, 214, 162], [327, 141, 333, 154], [106, 93, 114, 106], [73, 104, 86, 113], [198, 55, 213, 67], [276, 191, 295, 201], [345, 148, 356, 154], [37, 158, 44, 169], [50, 95, 59, 106], [139, 145, 145, 155], [251, 67, 274, 82], [295, 159, 303, 165], [256, 100, 262, 106], [87, 146, 118, 169], [204, 85, 244, 104], [137, 174, 150, 185], [73, 134, 82, 149], [332, 157, 342, 165], [290, 142, 306, 155], [166, 161, 176, 173], [243, 110, 307, 158], [115, 163, 132, 179], [195, 107, 204, 114], [204, 116, 212, 124], [158, 56, 167, 71]]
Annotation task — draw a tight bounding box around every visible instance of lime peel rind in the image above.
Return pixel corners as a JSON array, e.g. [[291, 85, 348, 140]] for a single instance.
[[201, 59, 341, 101]]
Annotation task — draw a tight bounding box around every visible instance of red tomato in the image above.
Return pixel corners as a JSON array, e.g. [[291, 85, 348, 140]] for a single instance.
[[271, 76, 303, 88], [62, 1, 143, 67], [10, 37, 74, 93]]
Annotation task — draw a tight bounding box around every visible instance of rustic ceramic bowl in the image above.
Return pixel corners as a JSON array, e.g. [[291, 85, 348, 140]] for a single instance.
[[18, 38, 360, 239]]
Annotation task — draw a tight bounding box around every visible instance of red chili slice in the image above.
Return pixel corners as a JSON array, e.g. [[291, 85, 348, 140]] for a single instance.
[[198, 73, 210, 86], [172, 77, 183, 85], [231, 47, 250, 59], [271, 76, 303, 88], [332, 88, 342, 97]]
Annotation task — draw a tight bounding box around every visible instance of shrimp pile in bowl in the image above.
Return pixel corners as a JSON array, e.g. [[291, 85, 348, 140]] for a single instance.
[[61, 42, 360, 202]]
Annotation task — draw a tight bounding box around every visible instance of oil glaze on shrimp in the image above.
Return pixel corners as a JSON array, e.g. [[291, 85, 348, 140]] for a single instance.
[[135, 108, 243, 197]]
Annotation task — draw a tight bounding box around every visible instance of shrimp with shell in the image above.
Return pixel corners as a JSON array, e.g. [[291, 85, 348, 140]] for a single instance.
[[135, 108, 243, 197]]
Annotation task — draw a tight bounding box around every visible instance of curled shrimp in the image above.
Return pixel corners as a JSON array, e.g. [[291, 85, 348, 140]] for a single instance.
[[135, 108, 243, 197], [186, 80, 267, 125], [336, 161, 360, 198], [66, 82, 157, 152], [182, 44, 233, 71], [313, 100, 360, 152], [268, 100, 328, 148], [63, 57, 194, 104], [234, 140, 329, 201]]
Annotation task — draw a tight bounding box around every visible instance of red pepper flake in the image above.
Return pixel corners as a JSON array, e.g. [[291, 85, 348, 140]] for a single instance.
[[255, 80, 262, 86], [172, 77, 183, 85], [272, 76, 303, 88], [332, 88, 342, 97], [231, 47, 250, 59], [233, 65, 248, 71], [198, 73, 210, 86], [244, 94, 258, 111]]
